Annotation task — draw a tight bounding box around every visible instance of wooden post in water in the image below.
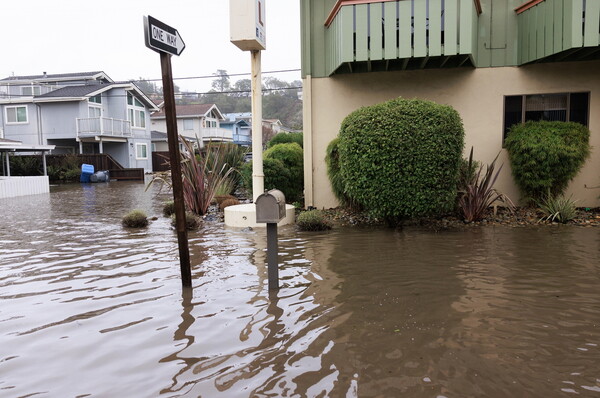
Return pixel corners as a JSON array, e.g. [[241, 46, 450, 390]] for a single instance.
[[160, 52, 191, 288]]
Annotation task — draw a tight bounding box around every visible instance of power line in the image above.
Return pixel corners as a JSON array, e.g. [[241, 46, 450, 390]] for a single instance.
[[0, 86, 302, 99]]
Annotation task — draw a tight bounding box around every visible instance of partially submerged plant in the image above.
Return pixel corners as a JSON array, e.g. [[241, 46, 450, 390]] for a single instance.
[[297, 210, 332, 231], [458, 148, 514, 223], [162, 201, 175, 217], [146, 136, 236, 216], [538, 194, 578, 223], [122, 210, 149, 228], [171, 211, 202, 231]]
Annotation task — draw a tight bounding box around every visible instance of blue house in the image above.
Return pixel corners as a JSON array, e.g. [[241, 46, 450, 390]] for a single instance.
[[0, 71, 159, 171], [222, 113, 252, 146]]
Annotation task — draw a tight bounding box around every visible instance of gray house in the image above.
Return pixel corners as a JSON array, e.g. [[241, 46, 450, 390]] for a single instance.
[[0, 71, 159, 171]]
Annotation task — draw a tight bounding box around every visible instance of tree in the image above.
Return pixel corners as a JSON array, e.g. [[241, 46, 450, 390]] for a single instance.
[[212, 69, 231, 92]]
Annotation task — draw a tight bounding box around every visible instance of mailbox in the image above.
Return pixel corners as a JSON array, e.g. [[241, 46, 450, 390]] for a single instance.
[[255, 189, 286, 223]]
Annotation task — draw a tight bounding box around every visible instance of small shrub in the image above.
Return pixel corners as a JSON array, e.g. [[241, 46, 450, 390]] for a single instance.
[[220, 198, 240, 211], [241, 144, 303, 204], [338, 98, 464, 221], [458, 149, 515, 222], [538, 194, 578, 223], [214, 195, 237, 206], [163, 201, 175, 217], [505, 121, 591, 203], [267, 132, 303, 148], [297, 210, 332, 231], [171, 211, 202, 230], [122, 210, 149, 228]]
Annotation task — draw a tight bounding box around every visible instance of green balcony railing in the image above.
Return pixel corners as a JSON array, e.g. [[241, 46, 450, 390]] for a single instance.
[[518, 0, 600, 64], [324, 0, 480, 75]]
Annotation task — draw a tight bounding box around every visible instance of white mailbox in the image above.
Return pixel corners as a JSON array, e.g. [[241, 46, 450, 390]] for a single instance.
[[229, 0, 266, 51]]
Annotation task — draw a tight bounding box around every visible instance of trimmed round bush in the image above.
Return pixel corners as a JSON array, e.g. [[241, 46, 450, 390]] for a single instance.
[[122, 210, 149, 228], [267, 132, 303, 148], [297, 210, 332, 231], [325, 137, 360, 209], [338, 98, 464, 220], [504, 121, 590, 202]]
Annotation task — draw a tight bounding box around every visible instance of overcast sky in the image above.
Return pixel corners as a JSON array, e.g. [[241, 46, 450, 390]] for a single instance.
[[0, 0, 301, 93]]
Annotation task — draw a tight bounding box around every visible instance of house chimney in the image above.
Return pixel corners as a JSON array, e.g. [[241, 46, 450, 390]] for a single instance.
[[43, 71, 47, 78]]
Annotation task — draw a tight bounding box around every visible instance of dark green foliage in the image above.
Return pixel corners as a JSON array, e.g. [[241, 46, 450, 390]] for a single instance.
[[325, 137, 360, 209], [163, 201, 175, 217], [267, 132, 303, 148], [46, 155, 81, 182], [296, 210, 332, 231], [122, 210, 149, 228], [8, 156, 42, 176], [338, 98, 464, 220], [264, 143, 303, 203], [504, 121, 591, 203], [241, 143, 304, 203], [203, 141, 247, 191]]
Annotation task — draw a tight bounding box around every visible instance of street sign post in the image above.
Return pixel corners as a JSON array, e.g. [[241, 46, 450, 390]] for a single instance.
[[144, 15, 191, 288]]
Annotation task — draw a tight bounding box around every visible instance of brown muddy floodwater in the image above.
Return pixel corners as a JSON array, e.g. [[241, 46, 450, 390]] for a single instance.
[[1, 182, 600, 397]]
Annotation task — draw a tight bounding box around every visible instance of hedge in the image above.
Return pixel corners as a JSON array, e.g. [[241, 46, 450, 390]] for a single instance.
[[504, 121, 590, 202], [338, 98, 464, 221]]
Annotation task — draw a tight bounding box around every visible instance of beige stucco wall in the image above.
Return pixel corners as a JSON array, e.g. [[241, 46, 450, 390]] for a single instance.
[[304, 60, 600, 209]]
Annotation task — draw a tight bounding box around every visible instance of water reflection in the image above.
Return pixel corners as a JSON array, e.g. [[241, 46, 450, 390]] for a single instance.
[[1, 183, 599, 397]]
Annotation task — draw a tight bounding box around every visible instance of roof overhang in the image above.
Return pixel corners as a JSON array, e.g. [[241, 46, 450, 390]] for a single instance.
[[0, 144, 56, 152]]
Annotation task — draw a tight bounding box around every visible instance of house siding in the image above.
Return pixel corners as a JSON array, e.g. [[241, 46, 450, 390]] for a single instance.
[[1, 103, 40, 146], [304, 60, 600, 208]]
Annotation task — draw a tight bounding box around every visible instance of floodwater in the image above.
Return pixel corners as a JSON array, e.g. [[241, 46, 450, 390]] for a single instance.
[[1, 182, 600, 398]]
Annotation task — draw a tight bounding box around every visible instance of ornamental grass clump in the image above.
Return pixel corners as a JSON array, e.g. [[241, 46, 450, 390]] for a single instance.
[[297, 210, 332, 231], [337, 98, 464, 223], [162, 201, 175, 217], [122, 210, 149, 228], [504, 121, 590, 203], [171, 211, 202, 231], [538, 194, 578, 223]]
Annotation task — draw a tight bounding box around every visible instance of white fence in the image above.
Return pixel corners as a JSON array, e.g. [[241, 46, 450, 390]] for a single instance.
[[0, 176, 50, 199]]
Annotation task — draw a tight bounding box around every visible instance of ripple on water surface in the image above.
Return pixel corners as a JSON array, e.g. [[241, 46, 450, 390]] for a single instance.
[[1, 183, 600, 397]]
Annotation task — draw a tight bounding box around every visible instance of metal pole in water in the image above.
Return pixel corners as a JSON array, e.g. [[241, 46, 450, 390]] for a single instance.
[[266, 222, 279, 290]]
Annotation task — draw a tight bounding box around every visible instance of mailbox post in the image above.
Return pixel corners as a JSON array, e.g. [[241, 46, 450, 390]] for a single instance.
[[255, 189, 286, 290]]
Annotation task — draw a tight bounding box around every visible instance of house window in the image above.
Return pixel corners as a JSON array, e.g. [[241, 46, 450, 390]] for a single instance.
[[136, 143, 148, 159], [504, 92, 590, 140], [21, 86, 41, 96], [5, 106, 28, 124], [151, 143, 156, 152], [89, 105, 102, 118], [89, 94, 102, 104], [127, 93, 146, 128], [183, 119, 194, 130]]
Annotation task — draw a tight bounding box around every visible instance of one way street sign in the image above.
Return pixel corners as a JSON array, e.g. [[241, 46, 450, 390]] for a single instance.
[[144, 16, 186, 56]]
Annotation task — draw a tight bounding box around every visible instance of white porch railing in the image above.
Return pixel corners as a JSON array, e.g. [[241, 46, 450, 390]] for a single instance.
[[202, 127, 233, 141], [76, 117, 132, 138]]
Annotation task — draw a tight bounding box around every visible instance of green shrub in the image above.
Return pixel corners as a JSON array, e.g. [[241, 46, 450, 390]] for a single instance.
[[122, 210, 149, 228], [325, 137, 360, 209], [297, 210, 332, 231], [9, 156, 42, 176], [538, 194, 578, 223], [267, 132, 303, 148], [504, 121, 591, 203], [242, 143, 304, 203], [338, 98, 464, 221], [171, 211, 202, 230], [163, 201, 175, 217]]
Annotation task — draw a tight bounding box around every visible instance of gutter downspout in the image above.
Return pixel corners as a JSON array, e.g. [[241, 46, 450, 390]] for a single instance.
[[36, 104, 43, 146]]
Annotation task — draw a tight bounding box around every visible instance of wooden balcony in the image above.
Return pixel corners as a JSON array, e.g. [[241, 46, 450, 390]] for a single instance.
[[324, 0, 481, 75], [517, 0, 600, 64]]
